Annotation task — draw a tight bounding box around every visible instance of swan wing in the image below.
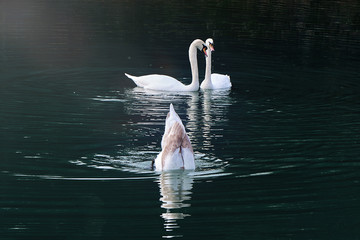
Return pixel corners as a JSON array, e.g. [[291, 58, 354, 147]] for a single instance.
[[211, 73, 232, 89], [181, 135, 195, 169], [158, 121, 194, 170], [161, 122, 185, 166], [125, 73, 186, 91]]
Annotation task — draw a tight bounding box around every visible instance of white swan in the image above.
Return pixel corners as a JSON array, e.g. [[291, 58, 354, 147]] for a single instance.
[[153, 104, 195, 171], [125, 39, 207, 92], [200, 38, 232, 90]]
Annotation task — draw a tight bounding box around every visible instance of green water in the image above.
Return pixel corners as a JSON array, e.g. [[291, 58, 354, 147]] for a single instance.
[[1, 1, 360, 239]]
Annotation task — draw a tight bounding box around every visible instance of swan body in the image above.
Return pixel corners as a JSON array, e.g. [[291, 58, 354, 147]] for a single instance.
[[200, 38, 232, 90], [154, 104, 195, 171], [125, 39, 207, 92]]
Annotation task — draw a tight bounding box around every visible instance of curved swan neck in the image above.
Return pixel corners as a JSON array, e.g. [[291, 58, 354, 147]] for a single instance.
[[187, 40, 202, 91]]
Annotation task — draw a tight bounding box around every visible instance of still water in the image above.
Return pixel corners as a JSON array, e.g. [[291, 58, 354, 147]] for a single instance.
[[1, 1, 360, 239]]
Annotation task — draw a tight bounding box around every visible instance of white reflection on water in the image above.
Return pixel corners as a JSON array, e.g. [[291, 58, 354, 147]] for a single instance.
[[156, 171, 194, 238], [200, 89, 232, 150], [123, 87, 232, 151], [123, 87, 200, 119]]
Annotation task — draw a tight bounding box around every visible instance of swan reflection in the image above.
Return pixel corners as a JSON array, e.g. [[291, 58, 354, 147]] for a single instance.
[[201, 89, 232, 151], [156, 171, 194, 238], [123, 88, 232, 145], [124, 87, 199, 115]]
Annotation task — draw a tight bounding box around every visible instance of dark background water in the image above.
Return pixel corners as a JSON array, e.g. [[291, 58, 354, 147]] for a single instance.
[[1, 1, 360, 239]]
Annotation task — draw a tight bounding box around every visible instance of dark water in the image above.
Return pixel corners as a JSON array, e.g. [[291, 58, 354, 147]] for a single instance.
[[1, 1, 360, 239]]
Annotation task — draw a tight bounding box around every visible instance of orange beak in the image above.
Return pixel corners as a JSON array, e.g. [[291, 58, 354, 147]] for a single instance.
[[202, 46, 208, 57], [209, 43, 215, 51]]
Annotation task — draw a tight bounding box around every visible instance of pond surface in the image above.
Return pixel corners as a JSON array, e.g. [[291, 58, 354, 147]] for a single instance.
[[1, 1, 360, 239]]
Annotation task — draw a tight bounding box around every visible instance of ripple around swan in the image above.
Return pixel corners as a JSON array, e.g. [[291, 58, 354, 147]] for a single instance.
[[69, 150, 232, 180], [8, 150, 232, 182]]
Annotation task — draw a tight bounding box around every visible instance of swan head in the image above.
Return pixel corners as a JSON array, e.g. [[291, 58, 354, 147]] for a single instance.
[[206, 38, 215, 51], [164, 104, 184, 134], [190, 39, 208, 57]]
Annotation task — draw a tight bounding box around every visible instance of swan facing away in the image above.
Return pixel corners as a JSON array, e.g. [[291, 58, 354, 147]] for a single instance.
[[200, 38, 232, 90], [153, 104, 195, 171], [125, 39, 207, 92]]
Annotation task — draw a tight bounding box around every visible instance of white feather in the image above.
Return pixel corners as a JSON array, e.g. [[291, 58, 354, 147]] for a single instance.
[[154, 104, 195, 171], [125, 39, 207, 92], [200, 38, 232, 90]]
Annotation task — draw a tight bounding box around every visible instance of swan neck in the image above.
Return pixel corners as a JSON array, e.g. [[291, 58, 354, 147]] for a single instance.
[[188, 43, 199, 91], [204, 49, 212, 82]]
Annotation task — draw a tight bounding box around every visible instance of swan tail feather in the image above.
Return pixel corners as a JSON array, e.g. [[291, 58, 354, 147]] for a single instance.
[[124, 73, 144, 87]]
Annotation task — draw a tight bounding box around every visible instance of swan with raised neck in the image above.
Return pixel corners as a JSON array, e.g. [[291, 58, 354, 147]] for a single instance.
[[125, 39, 207, 92], [200, 38, 232, 90]]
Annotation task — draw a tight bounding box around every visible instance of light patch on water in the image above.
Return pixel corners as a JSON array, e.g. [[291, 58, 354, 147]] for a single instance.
[[236, 171, 274, 178], [190, 171, 233, 179], [70, 160, 87, 166], [91, 96, 127, 102], [88, 165, 116, 170], [13, 173, 156, 181], [249, 171, 274, 177], [23, 155, 42, 159], [9, 225, 28, 231]]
